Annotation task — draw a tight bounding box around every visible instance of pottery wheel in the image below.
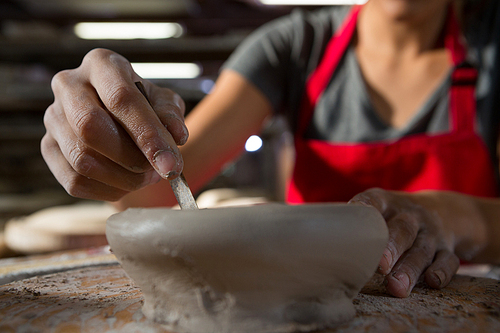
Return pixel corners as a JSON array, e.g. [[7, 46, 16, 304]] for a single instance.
[[1, 265, 499, 332]]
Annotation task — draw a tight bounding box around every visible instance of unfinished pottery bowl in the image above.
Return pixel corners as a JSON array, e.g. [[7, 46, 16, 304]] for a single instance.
[[106, 203, 388, 333]]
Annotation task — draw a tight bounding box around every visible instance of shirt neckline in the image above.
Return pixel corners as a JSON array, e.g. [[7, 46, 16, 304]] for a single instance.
[[349, 45, 453, 137]]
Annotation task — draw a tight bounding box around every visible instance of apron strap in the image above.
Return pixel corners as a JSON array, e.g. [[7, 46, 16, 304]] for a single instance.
[[445, 6, 478, 133], [450, 62, 478, 133], [298, 5, 362, 136], [299, 5, 477, 136]]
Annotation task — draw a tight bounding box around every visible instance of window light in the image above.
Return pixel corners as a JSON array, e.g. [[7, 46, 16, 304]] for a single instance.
[[131, 63, 202, 79], [74, 22, 183, 40]]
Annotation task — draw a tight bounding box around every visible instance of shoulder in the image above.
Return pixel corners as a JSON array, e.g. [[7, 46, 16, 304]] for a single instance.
[[283, 5, 351, 32], [221, 6, 354, 112], [223, 5, 354, 84], [255, 6, 352, 47], [250, 6, 352, 73]]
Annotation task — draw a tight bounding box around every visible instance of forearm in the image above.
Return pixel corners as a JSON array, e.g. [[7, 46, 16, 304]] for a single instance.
[[411, 191, 500, 264]]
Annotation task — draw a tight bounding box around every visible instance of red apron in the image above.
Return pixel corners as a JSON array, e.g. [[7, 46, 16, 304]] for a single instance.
[[287, 6, 498, 204]]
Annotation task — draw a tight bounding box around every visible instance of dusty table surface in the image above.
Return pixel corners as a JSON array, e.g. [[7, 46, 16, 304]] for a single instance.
[[0, 264, 499, 333], [0, 246, 117, 285]]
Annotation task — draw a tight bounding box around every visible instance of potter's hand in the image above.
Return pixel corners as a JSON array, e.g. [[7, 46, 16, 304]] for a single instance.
[[41, 48, 187, 201], [349, 188, 460, 298]]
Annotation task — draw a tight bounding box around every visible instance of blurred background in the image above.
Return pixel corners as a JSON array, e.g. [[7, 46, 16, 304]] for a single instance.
[[0, 0, 362, 257]]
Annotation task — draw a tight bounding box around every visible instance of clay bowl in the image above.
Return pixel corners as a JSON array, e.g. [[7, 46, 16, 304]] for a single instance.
[[106, 203, 388, 333]]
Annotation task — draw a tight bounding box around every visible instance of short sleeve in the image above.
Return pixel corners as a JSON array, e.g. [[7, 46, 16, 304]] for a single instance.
[[221, 16, 295, 111]]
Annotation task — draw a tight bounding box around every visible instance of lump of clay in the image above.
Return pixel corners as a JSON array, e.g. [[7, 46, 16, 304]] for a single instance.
[[106, 203, 388, 333]]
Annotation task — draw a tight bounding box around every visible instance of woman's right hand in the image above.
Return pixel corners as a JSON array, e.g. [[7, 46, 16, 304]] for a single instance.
[[41, 48, 188, 201]]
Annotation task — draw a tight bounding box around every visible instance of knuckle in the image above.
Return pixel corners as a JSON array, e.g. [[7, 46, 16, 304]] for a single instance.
[[64, 175, 87, 198], [351, 188, 388, 211], [157, 89, 185, 116], [43, 104, 56, 130], [397, 213, 419, 235], [84, 48, 114, 64], [349, 191, 373, 204], [172, 91, 185, 116], [105, 84, 136, 112], [162, 104, 183, 119], [68, 144, 95, 176], [42, 105, 54, 129], [404, 224, 419, 242], [64, 173, 125, 201], [83, 48, 130, 76], [135, 127, 161, 159], [60, 167, 92, 199], [40, 134, 53, 159], [370, 188, 389, 204], [73, 108, 103, 145], [51, 70, 72, 92]]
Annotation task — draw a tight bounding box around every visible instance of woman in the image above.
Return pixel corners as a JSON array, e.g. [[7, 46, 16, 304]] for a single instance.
[[41, 0, 500, 298]]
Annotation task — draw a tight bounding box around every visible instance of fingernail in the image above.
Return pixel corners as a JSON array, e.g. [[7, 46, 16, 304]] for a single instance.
[[153, 150, 179, 178], [393, 272, 410, 291], [434, 270, 446, 287]]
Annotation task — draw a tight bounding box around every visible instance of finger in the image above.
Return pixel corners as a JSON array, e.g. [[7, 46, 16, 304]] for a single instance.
[[349, 188, 393, 219], [379, 212, 419, 275], [385, 231, 437, 298], [84, 49, 183, 178], [44, 106, 161, 192], [424, 249, 460, 289], [51, 70, 151, 173], [41, 133, 130, 201], [148, 85, 189, 146]]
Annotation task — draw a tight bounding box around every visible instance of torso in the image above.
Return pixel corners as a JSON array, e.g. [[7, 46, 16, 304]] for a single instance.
[[286, 4, 499, 202], [354, 1, 453, 129], [356, 45, 452, 129], [224, 2, 500, 169]]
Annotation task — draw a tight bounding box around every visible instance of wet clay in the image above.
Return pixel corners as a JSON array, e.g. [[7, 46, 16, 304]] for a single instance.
[[106, 203, 388, 333]]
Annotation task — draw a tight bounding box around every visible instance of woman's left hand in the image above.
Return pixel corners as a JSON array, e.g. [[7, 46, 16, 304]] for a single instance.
[[349, 188, 460, 298]]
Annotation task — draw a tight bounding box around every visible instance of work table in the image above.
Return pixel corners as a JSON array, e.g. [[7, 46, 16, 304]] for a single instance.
[[1, 247, 499, 332]]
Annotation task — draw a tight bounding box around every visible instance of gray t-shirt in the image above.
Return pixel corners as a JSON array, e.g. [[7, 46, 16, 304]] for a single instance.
[[222, 3, 500, 163]]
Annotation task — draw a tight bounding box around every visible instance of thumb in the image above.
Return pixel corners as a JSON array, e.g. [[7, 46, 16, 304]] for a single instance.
[[348, 188, 391, 218], [87, 53, 183, 179]]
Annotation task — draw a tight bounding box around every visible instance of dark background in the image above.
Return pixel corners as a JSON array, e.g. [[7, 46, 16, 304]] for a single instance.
[[0, 0, 330, 222]]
